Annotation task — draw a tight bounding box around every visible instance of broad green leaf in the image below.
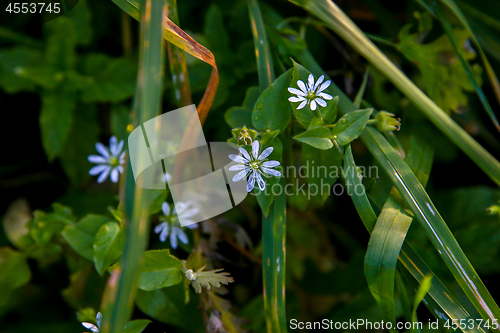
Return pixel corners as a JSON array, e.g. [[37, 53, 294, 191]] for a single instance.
[[331, 108, 372, 146], [80, 54, 137, 103], [225, 86, 260, 128], [11, 65, 60, 89], [28, 203, 74, 245], [225, 107, 253, 129], [252, 69, 292, 133], [256, 138, 283, 216], [294, 127, 333, 150], [0, 46, 41, 93], [44, 16, 77, 70], [40, 89, 76, 161], [262, 177, 287, 333], [307, 117, 324, 129], [62, 214, 111, 261], [124, 319, 151, 333], [135, 285, 204, 332], [60, 104, 99, 185], [93, 222, 125, 276], [138, 250, 183, 291], [0, 247, 31, 308], [320, 95, 338, 124], [301, 144, 342, 203]]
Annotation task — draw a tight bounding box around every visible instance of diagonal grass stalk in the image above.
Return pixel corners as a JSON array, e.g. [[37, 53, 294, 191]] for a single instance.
[[289, 0, 500, 186]]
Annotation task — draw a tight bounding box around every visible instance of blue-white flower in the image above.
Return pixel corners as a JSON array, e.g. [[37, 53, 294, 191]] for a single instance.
[[88, 136, 126, 183], [154, 202, 198, 249], [288, 74, 333, 111], [82, 312, 101, 333], [228, 140, 281, 192]]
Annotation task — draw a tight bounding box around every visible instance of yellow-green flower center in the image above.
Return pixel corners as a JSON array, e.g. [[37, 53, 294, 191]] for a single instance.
[[109, 156, 119, 167], [307, 91, 316, 100]]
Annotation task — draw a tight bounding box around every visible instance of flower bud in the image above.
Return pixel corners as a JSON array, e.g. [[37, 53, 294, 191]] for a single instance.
[[231, 126, 258, 146], [374, 111, 401, 132]]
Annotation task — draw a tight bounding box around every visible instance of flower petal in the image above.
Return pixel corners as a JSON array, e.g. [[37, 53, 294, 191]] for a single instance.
[[247, 172, 256, 192], [233, 169, 250, 182], [262, 160, 280, 168], [307, 74, 315, 90], [262, 167, 282, 177], [238, 147, 251, 161], [298, 100, 307, 110], [162, 202, 171, 216], [288, 96, 305, 103], [185, 222, 198, 229], [109, 136, 118, 154], [296, 80, 308, 94], [170, 229, 178, 249], [288, 87, 306, 96], [119, 151, 126, 163], [82, 323, 99, 333], [110, 168, 119, 183], [319, 92, 333, 100], [179, 208, 199, 220], [315, 98, 327, 107], [112, 139, 124, 157], [88, 155, 107, 164], [228, 154, 248, 163], [314, 75, 324, 91], [160, 226, 169, 242], [89, 164, 108, 176], [252, 140, 260, 159], [317, 80, 331, 92], [310, 100, 317, 111], [228, 164, 246, 171], [258, 147, 274, 160], [96, 312, 102, 329], [256, 173, 266, 191], [95, 142, 109, 158], [176, 228, 189, 245], [97, 166, 111, 183], [154, 222, 167, 235], [116, 165, 124, 174]]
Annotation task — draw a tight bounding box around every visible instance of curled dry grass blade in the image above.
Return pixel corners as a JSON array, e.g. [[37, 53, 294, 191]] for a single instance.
[[100, 1, 165, 333], [289, 0, 500, 186]]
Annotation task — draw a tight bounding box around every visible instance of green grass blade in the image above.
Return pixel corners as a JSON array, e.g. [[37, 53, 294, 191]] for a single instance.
[[428, 1, 500, 131], [353, 70, 369, 108], [247, 0, 276, 92], [344, 146, 485, 333], [411, 275, 432, 333], [289, 0, 500, 186], [364, 136, 433, 327], [100, 1, 165, 333], [363, 126, 500, 326], [262, 178, 287, 333]]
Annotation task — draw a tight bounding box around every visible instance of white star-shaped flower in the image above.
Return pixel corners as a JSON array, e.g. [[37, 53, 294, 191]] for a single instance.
[[88, 136, 126, 183], [154, 202, 198, 249], [228, 140, 282, 192], [82, 312, 101, 333], [288, 74, 333, 111]]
